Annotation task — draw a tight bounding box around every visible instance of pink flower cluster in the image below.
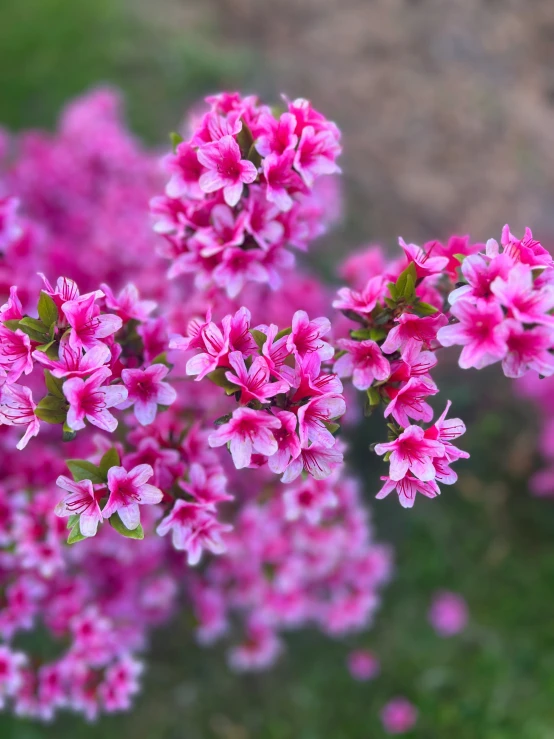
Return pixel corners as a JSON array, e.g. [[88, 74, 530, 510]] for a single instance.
[[151, 92, 341, 297], [173, 307, 346, 482]]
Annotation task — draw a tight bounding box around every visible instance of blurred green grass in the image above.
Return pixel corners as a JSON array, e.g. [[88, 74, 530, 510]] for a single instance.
[[2, 1, 554, 736]]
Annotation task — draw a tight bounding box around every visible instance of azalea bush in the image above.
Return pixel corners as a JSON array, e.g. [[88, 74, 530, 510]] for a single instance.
[[0, 86, 552, 725]]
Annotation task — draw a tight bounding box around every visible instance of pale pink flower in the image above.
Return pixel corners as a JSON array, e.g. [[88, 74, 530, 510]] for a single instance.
[[120, 365, 177, 425], [424, 401, 468, 465], [281, 444, 343, 482], [101, 283, 157, 323], [347, 649, 380, 681], [0, 645, 27, 709], [212, 247, 268, 298], [332, 275, 385, 316], [179, 462, 232, 508], [208, 408, 281, 468], [381, 312, 448, 356], [384, 376, 438, 428], [224, 352, 288, 404], [287, 310, 333, 360], [437, 299, 508, 369], [380, 697, 418, 734], [334, 339, 390, 390], [156, 500, 231, 565], [193, 204, 246, 258], [374, 425, 444, 482], [63, 367, 128, 433], [283, 478, 338, 525], [102, 464, 163, 530], [0, 328, 33, 382], [376, 474, 440, 508], [197, 135, 257, 207], [33, 341, 110, 378], [243, 187, 284, 250], [62, 293, 122, 352], [228, 621, 282, 672], [55, 476, 103, 537], [267, 409, 301, 474], [185, 318, 230, 380], [0, 383, 40, 450], [297, 394, 346, 448], [428, 591, 468, 637], [501, 319, 554, 378]]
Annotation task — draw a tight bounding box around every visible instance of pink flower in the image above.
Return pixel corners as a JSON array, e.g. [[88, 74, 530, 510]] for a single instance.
[[62, 293, 122, 352], [380, 697, 418, 734], [375, 474, 440, 508], [244, 187, 284, 250], [297, 394, 346, 448], [448, 252, 511, 304], [63, 367, 128, 432], [101, 283, 157, 323], [374, 425, 444, 482], [164, 141, 203, 199], [291, 352, 343, 400], [212, 247, 268, 298], [208, 408, 281, 468], [228, 621, 282, 672], [0, 328, 33, 382], [428, 591, 468, 636], [283, 478, 338, 525], [430, 234, 483, 280], [381, 312, 448, 356], [197, 135, 257, 207], [156, 500, 231, 565], [260, 324, 295, 386], [334, 339, 390, 390], [281, 444, 343, 482], [384, 377, 438, 428], [255, 112, 298, 157], [399, 238, 449, 279], [0, 383, 40, 450], [55, 476, 103, 537], [490, 263, 554, 325], [224, 352, 288, 404], [437, 299, 508, 369], [185, 318, 230, 380], [347, 649, 380, 681], [293, 125, 341, 187], [120, 365, 177, 425], [262, 150, 305, 212], [33, 341, 110, 378], [267, 409, 301, 474], [332, 275, 385, 316], [102, 464, 163, 530], [501, 224, 552, 267], [501, 320, 554, 378], [179, 462, 232, 508], [193, 204, 246, 258], [287, 310, 333, 360], [424, 401, 468, 465], [0, 196, 22, 255], [0, 645, 27, 708], [0, 287, 23, 321]]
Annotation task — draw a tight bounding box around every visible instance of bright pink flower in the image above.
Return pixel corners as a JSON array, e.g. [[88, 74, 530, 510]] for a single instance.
[[0, 287, 23, 321], [380, 697, 418, 734], [332, 275, 385, 316], [179, 462, 232, 509], [0, 383, 40, 450], [287, 310, 333, 360], [102, 464, 163, 530], [347, 649, 380, 681], [491, 263, 554, 325], [501, 224, 553, 268], [0, 328, 33, 382], [291, 351, 343, 400], [428, 591, 468, 636], [156, 500, 231, 565], [0, 196, 22, 255], [448, 252, 511, 304], [243, 187, 284, 250], [281, 444, 343, 482], [225, 352, 288, 404], [193, 204, 246, 258], [437, 299, 508, 369], [375, 474, 440, 508], [212, 247, 268, 298], [500, 320, 554, 378], [101, 283, 157, 323], [33, 341, 110, 378], [260, 324, 295, 386], [63, 366, 128, 432], [197, 135, 257, 207], [255, 112, 298, 157], [208, 408, 281, 468], [399, 238, 449, 279], [334, 339, 390, 390], [430, 234, 483, 280], [54, 476, 103, 537], [293, 126, 341, 187], [384, 376, 438, 428], [185, 318, 230, 380], [297, 394, 346, 448], [381, 311, 448, 356], [374, 426, 444, 482], [120, 364, 177, 425], [262, 150, 304, 212], [283, 478, 338, 525], [266, 409, 301, 474], [424, 401, 468, 465], [225, 307, 258, 356], [164, 141, 203, 199], [62, 293, 122, 352]]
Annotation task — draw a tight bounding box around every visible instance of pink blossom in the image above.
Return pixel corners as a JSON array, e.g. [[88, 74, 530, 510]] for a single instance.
[[208, 408, 281, 468], [0, 196, 22, 255], [0, 328, 33, 382], [381, 312, 448, 356], [193, 204, 246, 257], [293, 126, 341, 187], [0, 287, 23, 321], [380, 697, 418, 734], [347, 649, 379, 681], [501, 320, 554, 378], [490, 263, 554, 325], [287, 310, 333, 360], [399, 237, 449, 279], [428, 591, 468, 636], [179, 462, 232, 508], [448, 252, 511, 304], [437, 299, 508, 369], [62, 293, 122, 352], [334, 338, 390, 390], [297, 394, 346, 448], [54, 476, 103, 537], [375, 474, 441, 508], [291, 352, 343, 400], [430, 234, 483, 280], [243, 187, 284, 250], [197, 135, 257, 207], [424, 401, 469, 466], [212, 247, 268, 298], [0, 383, 40, 450], [63, 366, 128, 432], [384, 376, 438, 428], [281, 444, 344, 482], [228, 621, 282, 672], [262, 150, 305, 212], [102, 464, 163, 530], [185, 318, 230, 380], [164, 142, 203, 199], [260, 324, 295, 386], [33, 341, 110, 378], [120, 364, 177, 425], [501, 224, 553, 267], [255, 111, 298, 157], [283, 478, 338, 525], [267, 409, 301, 474], [224, 352, 288, 404], [101, 283, 157, 323], [0, 646, 27, 709], [332, 275, 385, 316], [156, 500, 231, 565], [374, 426, 444, 482]]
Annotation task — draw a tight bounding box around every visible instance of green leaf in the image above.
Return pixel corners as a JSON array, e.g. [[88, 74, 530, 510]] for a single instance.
[[35, 395, 67, 424], [17, 317, 50, 342], [250, 329, 267, 350], [414, 301, 439, 316], [403, 274, 415, 300], [350, 328, 373, 341], [170, 131, 183, 152], [366, 386, 381, 406], [35, 341, 59, 359], [236, 119, 254, 158], [67, 522, 87, 545], [44, 370, 65, 399], [323, 421, 340, 434], [109, 512, 144, 539], [369, 328, 386, 342], [62, 422, 77, 442], [207, 367, 240, 393], [395, 262, 417, 297], [66, 459, 105, 484], [453, 253, 466, 264], [67, 514, 79, 530], [275, 327, 292, 340], [99, 448, 120, 480], [2, 319, 21, 332], [151, 352, 172, 367], [388, 282, 398, 301], [37, 291, 59, 327]]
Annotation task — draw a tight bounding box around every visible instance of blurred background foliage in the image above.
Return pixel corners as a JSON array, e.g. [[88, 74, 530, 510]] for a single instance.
[[1, 0, 554, 736]]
